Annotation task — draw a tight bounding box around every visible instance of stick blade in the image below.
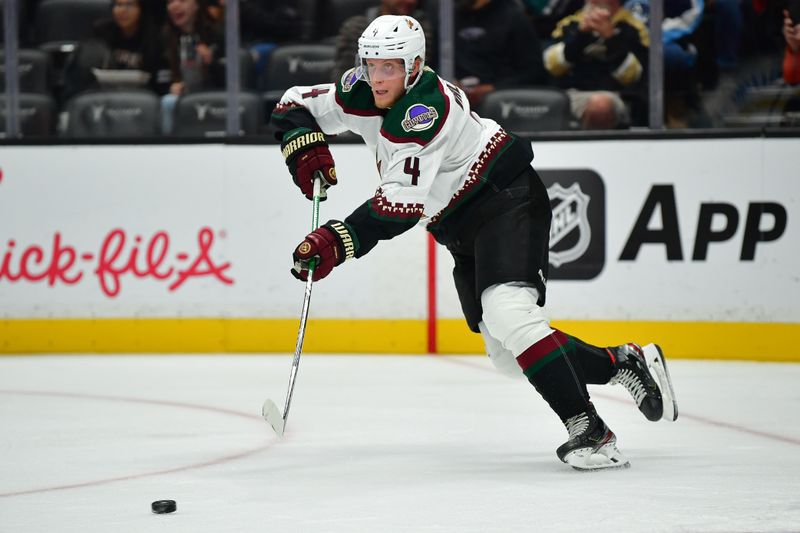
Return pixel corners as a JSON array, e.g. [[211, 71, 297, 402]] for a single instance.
[[262, 399, 285, 437]]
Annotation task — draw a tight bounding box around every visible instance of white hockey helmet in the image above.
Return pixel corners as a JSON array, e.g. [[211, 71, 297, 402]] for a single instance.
[[357, 15, 426, 91]]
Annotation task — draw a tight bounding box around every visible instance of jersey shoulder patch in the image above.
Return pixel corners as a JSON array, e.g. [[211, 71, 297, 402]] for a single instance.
[[335, 68, 384, 117], [381, 68, 449, 146]]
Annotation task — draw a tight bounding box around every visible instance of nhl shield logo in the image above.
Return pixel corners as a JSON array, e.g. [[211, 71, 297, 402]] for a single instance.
[[548, 183, 591, 267]]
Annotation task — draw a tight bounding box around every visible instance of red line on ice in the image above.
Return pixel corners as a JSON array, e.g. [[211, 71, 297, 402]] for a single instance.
[[429, 355, 800, 447], [0, 389, 275, 498]]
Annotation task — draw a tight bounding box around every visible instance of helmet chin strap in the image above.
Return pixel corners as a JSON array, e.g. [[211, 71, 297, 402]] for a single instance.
[[404, 73, 414, 92], [404, 59, 423, 92]]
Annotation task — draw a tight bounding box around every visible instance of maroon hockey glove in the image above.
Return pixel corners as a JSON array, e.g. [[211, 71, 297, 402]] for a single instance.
[[281, 128, 337, 201], [291, 220, 358, 281]]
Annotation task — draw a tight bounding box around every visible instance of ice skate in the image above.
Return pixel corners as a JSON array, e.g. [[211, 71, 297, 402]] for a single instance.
[[641, 343, 679, 421], [608, 343, 668, 422], [556, 404, 630, 471]]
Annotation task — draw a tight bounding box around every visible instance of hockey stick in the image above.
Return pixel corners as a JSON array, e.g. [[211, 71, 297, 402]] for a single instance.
[[262, 174, 323, 437]]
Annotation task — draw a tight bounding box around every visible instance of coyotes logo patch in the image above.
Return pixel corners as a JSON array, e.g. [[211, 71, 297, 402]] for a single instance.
[[401, 104, 438, 132]]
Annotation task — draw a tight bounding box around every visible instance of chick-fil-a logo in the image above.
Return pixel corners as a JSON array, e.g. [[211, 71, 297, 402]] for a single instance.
[[0, 227, 233, 297]]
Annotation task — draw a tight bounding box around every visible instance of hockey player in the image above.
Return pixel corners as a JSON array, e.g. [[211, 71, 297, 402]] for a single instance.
[[269, 15, 678, 470]]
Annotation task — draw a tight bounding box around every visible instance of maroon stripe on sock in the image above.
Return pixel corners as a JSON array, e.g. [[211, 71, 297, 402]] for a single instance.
[[605, 348, 616, 366], [516, 330, 569, 371]]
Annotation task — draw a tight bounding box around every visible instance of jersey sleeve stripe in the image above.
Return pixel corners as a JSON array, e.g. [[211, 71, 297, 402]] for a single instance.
[[368, 188, 425, 221], [380, 129, 428, 146], [334, 91, 385, 117]]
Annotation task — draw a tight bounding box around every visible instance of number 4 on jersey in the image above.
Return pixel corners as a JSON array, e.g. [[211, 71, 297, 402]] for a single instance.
[[404, 157, 420, 186]]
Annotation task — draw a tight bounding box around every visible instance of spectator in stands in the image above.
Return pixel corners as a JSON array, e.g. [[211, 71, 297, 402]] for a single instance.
[[783, 7, 800, 84], [626, 0, 704, 73], [698, 2, 795, 128], [61, 0, 168, 101], [161, 0, 224, 133], [205, 0, 302, 79], [522, 0, 584, 38], [455, 0, 549, 108], [163, 0, 224, 95], [543, 0, 649, 129], [625, 0, 710, 127], [713, 0, 743, 72], [332, 0, 436, 80]]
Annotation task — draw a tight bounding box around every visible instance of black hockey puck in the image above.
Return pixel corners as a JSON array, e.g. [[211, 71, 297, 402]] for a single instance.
[[151, 500, 177, 514]]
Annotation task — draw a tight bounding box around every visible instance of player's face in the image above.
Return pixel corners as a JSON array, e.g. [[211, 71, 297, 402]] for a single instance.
[[365, 59, 407, 109]]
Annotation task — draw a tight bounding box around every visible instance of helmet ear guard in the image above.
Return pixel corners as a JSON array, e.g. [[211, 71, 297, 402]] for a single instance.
[[357, 15, 426, 92]]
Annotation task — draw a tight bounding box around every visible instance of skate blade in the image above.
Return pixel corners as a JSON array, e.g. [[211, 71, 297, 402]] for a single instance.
[[642, 343, 679, 421], [563, 445, 631, 471]]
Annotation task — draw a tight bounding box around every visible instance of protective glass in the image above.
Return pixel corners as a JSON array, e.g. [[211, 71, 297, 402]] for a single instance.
[[356, 58, 408, 85]]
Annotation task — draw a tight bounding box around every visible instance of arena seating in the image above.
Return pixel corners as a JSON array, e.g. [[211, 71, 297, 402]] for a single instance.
[[33, 0, 111, 52], [218, 48, 258, 90], [478, 88, 572, 132], [63, 89, 160, 137], [723, 85, 800, 127], [260, 44, 336, 130], [260, 44, 336, 92], [0, 49, 52, 94], [173, 90, 263, 137], [0, 93, 56, 137]]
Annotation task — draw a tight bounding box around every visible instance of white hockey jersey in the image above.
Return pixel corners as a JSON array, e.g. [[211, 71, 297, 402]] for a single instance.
[[272, 66, 532, 255]]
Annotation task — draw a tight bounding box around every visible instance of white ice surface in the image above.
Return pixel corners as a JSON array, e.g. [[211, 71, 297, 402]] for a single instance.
[[1, 354, 799, 533]]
